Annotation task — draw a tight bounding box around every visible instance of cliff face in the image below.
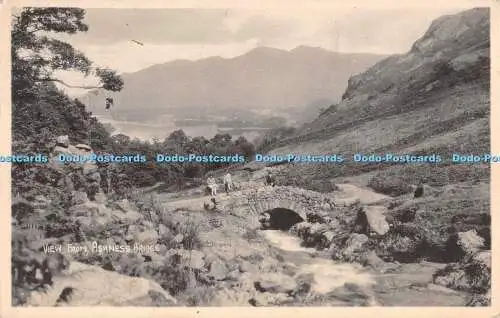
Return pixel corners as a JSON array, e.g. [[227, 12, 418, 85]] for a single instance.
[[272, 7, 489, 156]]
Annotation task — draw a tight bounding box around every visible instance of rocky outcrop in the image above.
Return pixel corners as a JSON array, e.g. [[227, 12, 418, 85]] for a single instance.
[[49, 135, 103, 201], [433, 250, 491, 296]]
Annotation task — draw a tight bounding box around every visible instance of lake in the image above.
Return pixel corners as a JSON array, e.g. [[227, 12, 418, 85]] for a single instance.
[[95, 114, 265, 142]]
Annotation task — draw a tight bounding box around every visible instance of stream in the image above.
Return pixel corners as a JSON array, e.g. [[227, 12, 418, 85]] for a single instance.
[[261, 230, 376, 299], [256, 229, 468, 306]]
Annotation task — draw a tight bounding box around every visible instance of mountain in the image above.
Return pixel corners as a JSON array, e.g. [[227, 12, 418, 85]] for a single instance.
[[84, 46, 386, 120], [268, 8, 489, 165]]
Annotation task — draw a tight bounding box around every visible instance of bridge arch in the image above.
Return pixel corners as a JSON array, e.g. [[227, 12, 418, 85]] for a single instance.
[[258, 207, 305, 230]]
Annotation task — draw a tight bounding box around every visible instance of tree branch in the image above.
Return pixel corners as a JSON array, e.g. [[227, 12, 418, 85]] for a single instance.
[[35, 77, 103, 89]]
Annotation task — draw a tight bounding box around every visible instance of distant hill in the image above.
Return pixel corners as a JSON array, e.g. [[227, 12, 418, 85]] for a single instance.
[[84, 46, 386, 121]]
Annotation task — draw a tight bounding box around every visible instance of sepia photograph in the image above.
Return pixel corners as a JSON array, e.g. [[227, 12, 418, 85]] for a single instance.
[[7, 2, 493, 310]]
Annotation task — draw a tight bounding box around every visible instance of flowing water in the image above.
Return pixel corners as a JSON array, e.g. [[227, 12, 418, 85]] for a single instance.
[[259, 230, 468, 306], [261, 230, 375, 295]]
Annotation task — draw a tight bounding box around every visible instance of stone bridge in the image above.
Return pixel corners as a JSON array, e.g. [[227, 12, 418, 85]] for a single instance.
[[224, 185, 342, 229]]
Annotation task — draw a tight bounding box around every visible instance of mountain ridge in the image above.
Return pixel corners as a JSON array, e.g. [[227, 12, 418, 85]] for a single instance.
[[85, 45, 387, 117]]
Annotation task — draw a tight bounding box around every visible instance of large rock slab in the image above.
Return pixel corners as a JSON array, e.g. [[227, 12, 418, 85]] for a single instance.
[[26, 261, 176, 306]]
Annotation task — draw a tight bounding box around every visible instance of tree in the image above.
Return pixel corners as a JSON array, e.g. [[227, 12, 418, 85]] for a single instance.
[[163, 130, 190, 153], [11, 7, 123, 105]]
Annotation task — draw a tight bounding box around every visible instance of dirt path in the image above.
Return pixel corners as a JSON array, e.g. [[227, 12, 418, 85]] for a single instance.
[[334, 183, 390, 205]]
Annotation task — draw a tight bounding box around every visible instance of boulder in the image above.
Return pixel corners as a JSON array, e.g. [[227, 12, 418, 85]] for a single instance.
[[69, 202, 101, 218], [25, 261, 176, 306], [433, 250, 491, 294], [158, 224, 170, 237], [113, 199, 133, 212], [342, 233, 369, 259], [165, 249, 205, 270], [254, 273, 298, 294], [71, 191, 89, 205], [309, 223, 330, 236], [208, 258, 229, 280], [123, 210, 143, 223], [239, 260, 259, 273], [56, 135, 70, 148], [93, 192, 107, 204], [32, 195, 51, 209], [135, 230, 160, 245], [456, 230, 485, 255], [356, 206, 390, 236], [75, 144, 92, 152]]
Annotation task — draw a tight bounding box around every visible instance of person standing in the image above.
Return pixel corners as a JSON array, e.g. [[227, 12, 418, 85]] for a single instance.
[[265, 171, 276, 187], [207, 176, 217, 196], [223, 171, 232, 193]]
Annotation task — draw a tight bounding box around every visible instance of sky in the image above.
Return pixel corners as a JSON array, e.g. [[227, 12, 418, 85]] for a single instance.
[[40, 6, 470, 96]]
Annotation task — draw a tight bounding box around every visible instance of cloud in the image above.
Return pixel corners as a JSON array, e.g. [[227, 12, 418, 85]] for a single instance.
[[55, 8, 298, 46]]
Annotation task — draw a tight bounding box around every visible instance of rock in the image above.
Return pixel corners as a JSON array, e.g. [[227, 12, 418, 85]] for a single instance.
[[239, 260, 258, 273], [123, 210, 143, 223], [56, 135, 70, 148], [319, 230, 336, 248], [433, 250, 491, 294], [75, 216, 93, 227], [327, 283, 377, 306], [360, 251, 385, 269], [249, 292, 291, 306], [290, 222, 311, 237], [342, 233, 369, 259], [356, 206, 390, 236], [208, 258, 229, 280], [309, 223, 329, 236], [113, 199, 132, 212], [466, 290, 490, 306], [94, 216, 112, 227], [158, 224, 170, 237], [456, 230, 485, 255], [85, 171, 101, 183], [71, 191, 89, 205], [52, 146, 72, 157], [75, 144, 92, 152], [69, 202, 101, 217], [170, 249, 205, 270], [172, 234, 184, 244], [93, 192, 107, 204], [125, 225, 141, 240], [254, 273, 298, 294], [292, 273, 314, 296], [25, 261, 176, 306], [135, 230, 160, 245], [32, 195, 51, 209]]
